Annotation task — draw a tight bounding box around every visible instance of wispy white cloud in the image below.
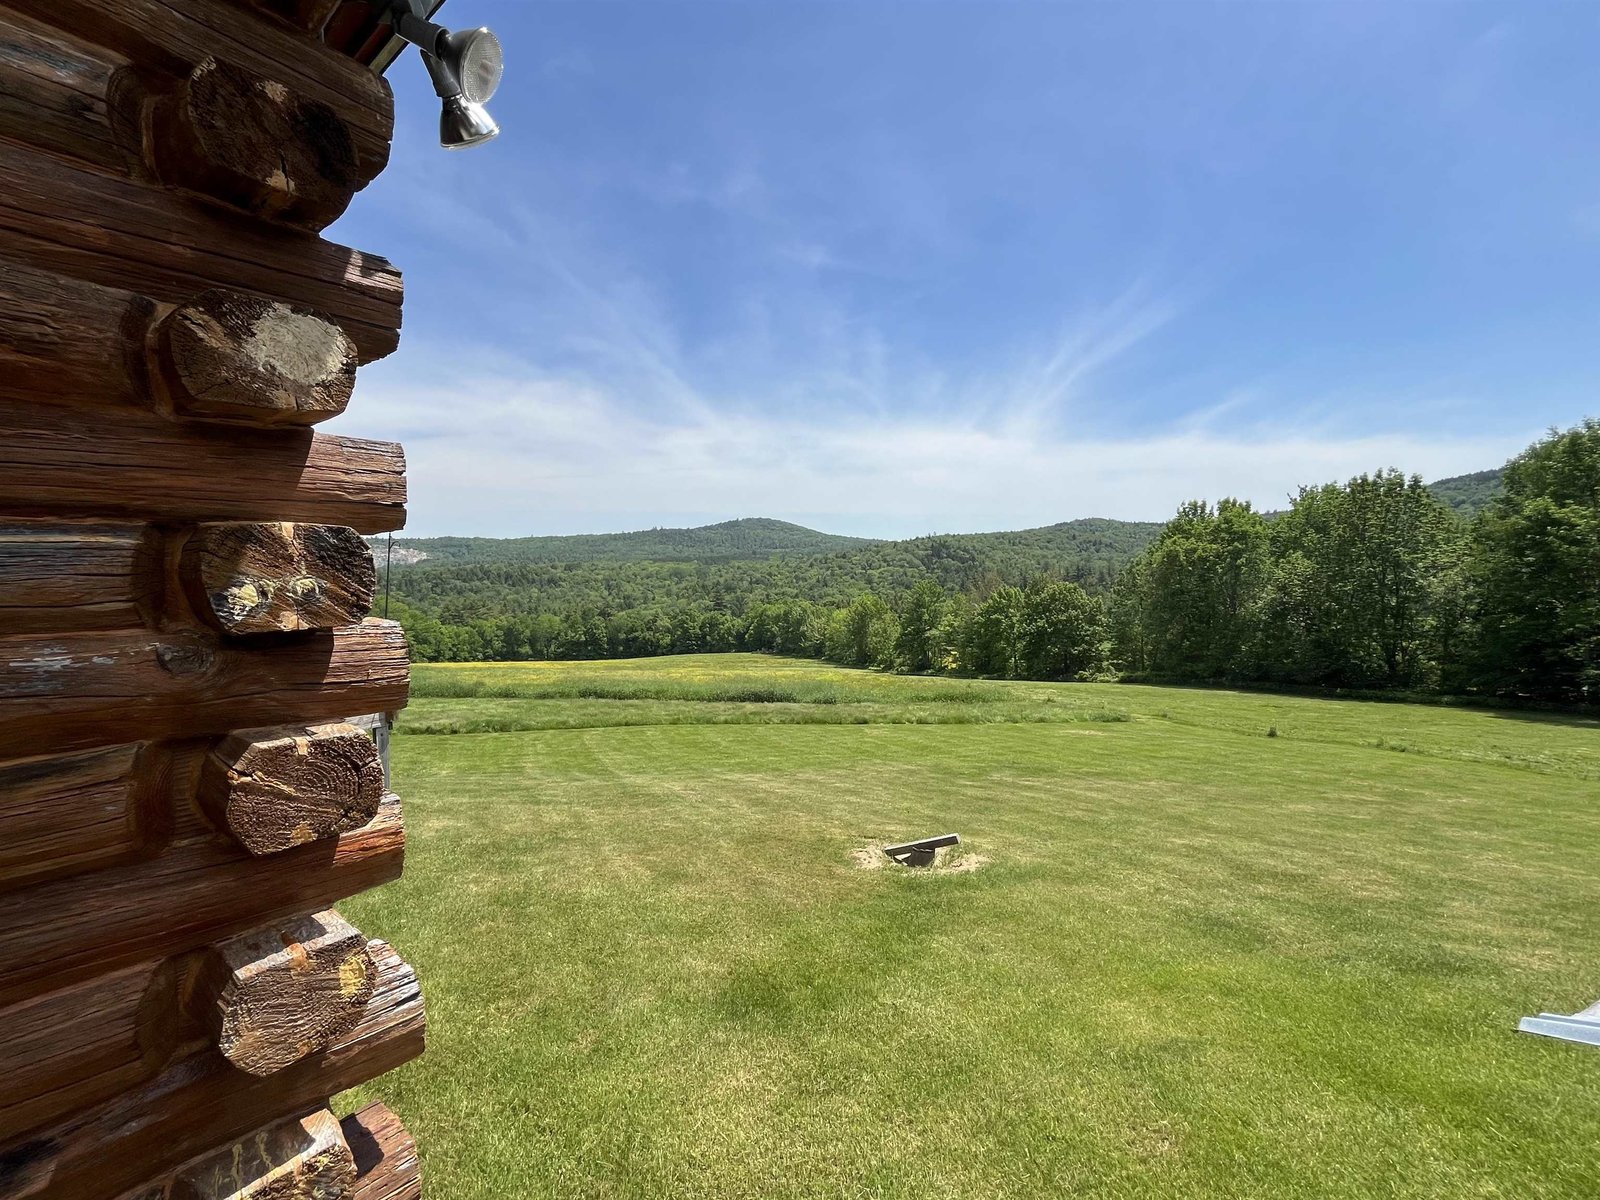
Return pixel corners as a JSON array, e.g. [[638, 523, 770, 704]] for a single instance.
[[334, 365, 1527, 538], [623, 160, 769, 217], [995, 280, 1187, 433], [328, 111, 1536, 541], [329, 195, 1520, 537]]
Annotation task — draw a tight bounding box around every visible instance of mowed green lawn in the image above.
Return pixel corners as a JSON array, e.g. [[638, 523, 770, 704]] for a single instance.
[[339, 654, 1600, 1198]]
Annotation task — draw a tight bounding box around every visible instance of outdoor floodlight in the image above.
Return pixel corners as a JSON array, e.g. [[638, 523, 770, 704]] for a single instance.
[[385, 1, 504, 149]]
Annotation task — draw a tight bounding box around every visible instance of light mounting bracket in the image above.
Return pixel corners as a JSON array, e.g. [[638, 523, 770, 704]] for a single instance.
[[381, 0, 503, 150]]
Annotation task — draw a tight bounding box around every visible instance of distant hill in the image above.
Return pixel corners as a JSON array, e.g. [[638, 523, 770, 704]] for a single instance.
[[372, 517, 874, 566], [847, 518, 1161, 596], [380, 517, 1162, 642], [1427, 469, 1503, 518], [708, 517, 1164, 603], [376, 516, 1158, 591], [373, 465, 1513, 662], [376, 465, 1500, 574]]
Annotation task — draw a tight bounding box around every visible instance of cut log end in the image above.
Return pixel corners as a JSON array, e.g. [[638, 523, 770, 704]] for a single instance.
[[171, 1108, 355, 1200], [206, 910, 378, 1077], [342, 1103, 420, 1200], [181, 522, 376, 636], [155, 289, 358, 427], [151, 57, 361, 230], [201, 722, 385, 856]]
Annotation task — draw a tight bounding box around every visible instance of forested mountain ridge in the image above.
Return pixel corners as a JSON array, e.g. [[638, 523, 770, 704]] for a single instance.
[[371, 517, 872, 565], [372, 517, 1163, 657], [384, 518, 1159, 625], [375, 472, 1495, 568], [378, 453, 1572, 686], [1426, 469, 1503, 518]]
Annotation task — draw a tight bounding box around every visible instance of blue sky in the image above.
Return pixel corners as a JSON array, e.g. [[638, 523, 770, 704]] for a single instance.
[[326, 1, 1600, 538]]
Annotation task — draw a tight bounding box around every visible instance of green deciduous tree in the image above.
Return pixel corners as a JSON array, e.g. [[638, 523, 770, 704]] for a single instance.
[[1106, 556, 1153, 675], [825, 592, 900, 668], [1262, 471, 1458, 688], [1020, 581, 1104, 679], [1471, 420, 1600, 702], [894, 579, 949, 673], [961, 586, 1027, 676], [938, 592, 976, 672], [1125, 499, 1271, 681]]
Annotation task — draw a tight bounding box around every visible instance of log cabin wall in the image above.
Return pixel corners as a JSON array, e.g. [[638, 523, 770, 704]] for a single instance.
[[0, 2, 425, 1196]]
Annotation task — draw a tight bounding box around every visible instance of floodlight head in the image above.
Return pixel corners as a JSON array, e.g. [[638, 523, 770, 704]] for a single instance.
[[440, 27, 503, 104], [386, 2, 503, 150], [439, 93, 499, 150]]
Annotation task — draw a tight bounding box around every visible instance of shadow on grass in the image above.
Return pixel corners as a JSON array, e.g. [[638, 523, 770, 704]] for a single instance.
[[1483, 707, 1600, 730], [1122, 675, 1600, 723]]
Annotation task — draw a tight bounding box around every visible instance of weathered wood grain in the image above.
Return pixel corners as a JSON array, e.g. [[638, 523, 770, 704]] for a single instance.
[[241, 0, 343, 35], [181, 524, 375, 636], [0, 522, 159, 635], [155, 289, 358, 426], [203, 910, 376, 1076], [0, 958, 188, 1145], [0, 619, 409, 759], [0, 404, 406, 533], [0, 12, 140, 177], [0, 941, 423, 1200], [172, 1108, 355, 1200], [4, 0, 393, 183], [151, 56, 361, 230], [200, 723, 385, 856], [342, 1104, 420, 1200], [0, 258, 359, 425], [1, 0, 421, 1178], [0, 744, 175, 891], [0, 520, 377, 639], [0, 256, 156, 413], [0, 142, 402, 362], [0, 794, 404, 1009], [0, 914, 369, 1142]]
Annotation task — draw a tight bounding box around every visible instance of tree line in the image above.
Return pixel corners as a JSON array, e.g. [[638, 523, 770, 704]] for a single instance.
[[1107, 420, 1598, 702], [386, 518, 1153, 660], [391, 420, 1598, 705]]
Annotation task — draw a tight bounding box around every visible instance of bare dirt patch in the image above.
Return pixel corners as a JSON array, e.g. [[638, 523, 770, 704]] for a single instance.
[[849, 842, 990, 874]]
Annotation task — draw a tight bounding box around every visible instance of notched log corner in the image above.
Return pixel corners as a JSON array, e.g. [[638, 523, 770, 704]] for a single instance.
[[153, 289, 358, 427], [171, 1108, 354, 1200], [201, 910, 377, 1077], [0, 519, 163, 637], [0, 742, 175, 893], [0, 955, 190, 1145], [0, 404, 406, 532], [180, 522, 376, 636], [200, 722, 384, 856], [1, 940, 421, 1200], [0, 793, 405, 1012], [0, 138, 403, 364], [343, 1103, 420, 1200], [149, 56, 362, 230]]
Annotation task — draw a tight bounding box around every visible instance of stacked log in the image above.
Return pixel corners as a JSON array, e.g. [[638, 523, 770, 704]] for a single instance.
[[0, 2, 424, 1195]]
